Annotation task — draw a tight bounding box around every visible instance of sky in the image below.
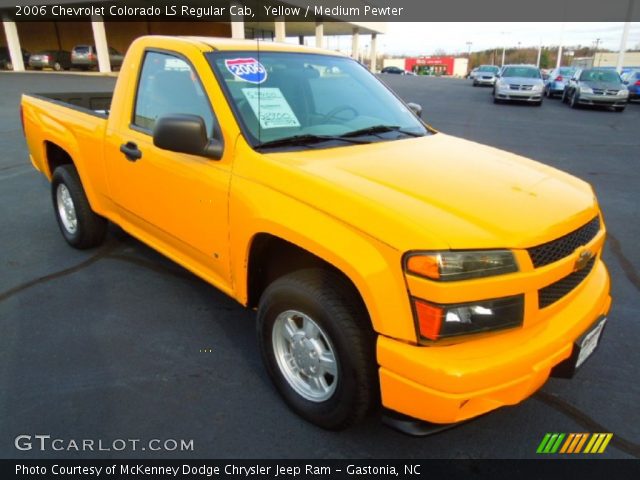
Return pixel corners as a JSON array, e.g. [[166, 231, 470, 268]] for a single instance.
[[380, 22, 640, 56]]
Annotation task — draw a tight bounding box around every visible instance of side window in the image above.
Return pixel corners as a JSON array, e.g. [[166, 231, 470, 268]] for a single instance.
[[133, 51, 214, 135]]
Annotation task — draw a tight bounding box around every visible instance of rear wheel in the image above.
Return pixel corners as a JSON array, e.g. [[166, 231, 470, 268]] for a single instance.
[[257, 269, 378, 430], [53, 62, 62, 71], [5, 61, 12, 70], [51, 165, 107, 249]]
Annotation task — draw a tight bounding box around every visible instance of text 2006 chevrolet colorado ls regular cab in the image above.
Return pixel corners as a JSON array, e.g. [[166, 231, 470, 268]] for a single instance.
[[21, 36, 611, 432]]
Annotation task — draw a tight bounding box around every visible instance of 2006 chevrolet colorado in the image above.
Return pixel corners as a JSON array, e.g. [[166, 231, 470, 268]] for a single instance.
[[21, 36, 611, 431]]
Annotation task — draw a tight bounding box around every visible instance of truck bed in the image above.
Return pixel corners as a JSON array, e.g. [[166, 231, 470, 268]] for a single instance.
[[27, 91, 113, 117]]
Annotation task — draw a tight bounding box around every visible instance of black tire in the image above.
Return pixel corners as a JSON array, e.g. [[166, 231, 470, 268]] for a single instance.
[[493, 94, 501, 104], [561, 89, 568, 103], [570, 91, 580, 109], [51, 165, 107, 249], [6, 62, 13, 71], [473, 81, 478, 87], [614, 106, 625, 113], [534, 100, 543, 107], [257, 269, 378, 430]]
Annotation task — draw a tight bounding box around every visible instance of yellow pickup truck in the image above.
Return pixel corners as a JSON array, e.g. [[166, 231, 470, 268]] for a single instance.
[[21, 36, 611, 432]]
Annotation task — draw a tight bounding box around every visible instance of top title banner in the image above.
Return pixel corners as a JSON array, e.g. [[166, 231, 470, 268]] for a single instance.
[[0, 0, 639, 22]]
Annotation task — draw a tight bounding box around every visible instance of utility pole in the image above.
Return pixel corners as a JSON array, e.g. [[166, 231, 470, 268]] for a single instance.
[[556, 22, 565, 69], [501, 32, 509, 67], [466, 41, 472, 57], [536, 44, 542, 67], [616, 0, 634, 74], [594, 38, 601, 66]]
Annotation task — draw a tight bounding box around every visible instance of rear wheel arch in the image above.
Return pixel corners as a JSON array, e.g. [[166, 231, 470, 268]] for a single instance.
[[45, 141, 74, 178]]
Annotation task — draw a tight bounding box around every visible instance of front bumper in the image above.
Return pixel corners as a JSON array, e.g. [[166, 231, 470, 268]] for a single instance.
[[495, 87, 543, 102], [377, 258, 611, 424], [476, 77, 496, 85], [578, 93, 628, 107]]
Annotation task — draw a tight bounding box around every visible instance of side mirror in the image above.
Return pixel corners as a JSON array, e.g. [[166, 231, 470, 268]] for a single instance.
[[407, 102, 422, 118], [153, 114, 223, 160]]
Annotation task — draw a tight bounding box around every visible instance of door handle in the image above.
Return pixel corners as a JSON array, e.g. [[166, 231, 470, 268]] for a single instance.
[[120, 141, 142, 162]]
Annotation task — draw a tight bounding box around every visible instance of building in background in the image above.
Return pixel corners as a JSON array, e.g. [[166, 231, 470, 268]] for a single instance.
[[384, 56, 468, 77], [572, 52, 640, 70]]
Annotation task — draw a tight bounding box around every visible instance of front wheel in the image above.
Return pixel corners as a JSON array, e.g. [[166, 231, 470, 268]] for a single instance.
[[257, 269, 378, 430], [51, 165, 107, 249], [614, 106, 626, 113], [570, 91, 580, 109]]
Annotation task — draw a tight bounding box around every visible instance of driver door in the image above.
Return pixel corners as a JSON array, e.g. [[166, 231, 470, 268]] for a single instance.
[[105, 50, 232, 288]]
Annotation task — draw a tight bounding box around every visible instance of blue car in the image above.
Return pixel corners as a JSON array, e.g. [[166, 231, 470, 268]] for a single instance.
[[544, 67, 577, 98], [622, 70, 640, 101]]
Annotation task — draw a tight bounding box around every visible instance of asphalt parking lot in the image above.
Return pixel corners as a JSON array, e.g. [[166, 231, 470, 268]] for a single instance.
[[1, 71, 638, 459]]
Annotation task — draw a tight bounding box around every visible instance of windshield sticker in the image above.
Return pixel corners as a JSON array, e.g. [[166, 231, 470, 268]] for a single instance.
[[225, 58, 267, 84], [242, 88, 301, 129]]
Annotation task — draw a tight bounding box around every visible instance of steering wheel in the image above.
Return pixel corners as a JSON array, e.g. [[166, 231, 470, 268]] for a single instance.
[[321, 105, 358, 123]]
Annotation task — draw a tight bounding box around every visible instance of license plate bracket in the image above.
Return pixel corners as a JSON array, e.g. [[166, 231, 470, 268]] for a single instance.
[[551, 316, 607, 379]]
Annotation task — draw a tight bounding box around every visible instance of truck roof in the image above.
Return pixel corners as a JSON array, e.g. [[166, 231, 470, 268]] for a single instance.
[[178, 36, 345, 56]]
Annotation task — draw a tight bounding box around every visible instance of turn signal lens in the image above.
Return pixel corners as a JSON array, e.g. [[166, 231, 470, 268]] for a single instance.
[[413, 295, 524, 341], [406, 255, 440, 280], [414, 300, 443, 340]]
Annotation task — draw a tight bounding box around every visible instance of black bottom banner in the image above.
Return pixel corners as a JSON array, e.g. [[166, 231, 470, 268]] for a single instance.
[[4, 459, 640, 480]]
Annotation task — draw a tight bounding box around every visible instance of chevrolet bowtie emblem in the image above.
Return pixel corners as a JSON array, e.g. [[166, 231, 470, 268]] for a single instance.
[[575, 249, 595, 271]]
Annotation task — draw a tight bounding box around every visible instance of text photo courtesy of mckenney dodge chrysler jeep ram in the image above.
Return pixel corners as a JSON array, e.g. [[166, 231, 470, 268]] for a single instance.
[[21, 36, 611, 433]]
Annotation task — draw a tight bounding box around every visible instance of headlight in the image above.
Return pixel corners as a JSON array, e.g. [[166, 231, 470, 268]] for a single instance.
[[532, 84, 543, 91], [618, 89, 629, 96], [405, 250, 518, 281], [413, 295, 524, 341], [580, 86, 593, 94], [496, 80, 507, 88]]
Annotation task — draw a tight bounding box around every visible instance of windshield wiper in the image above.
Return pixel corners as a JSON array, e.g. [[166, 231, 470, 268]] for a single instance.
[[256, 134, 370, 150], [339, 125, 423, 138]]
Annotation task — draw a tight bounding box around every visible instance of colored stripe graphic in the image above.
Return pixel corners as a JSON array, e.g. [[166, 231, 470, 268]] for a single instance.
[[538, 433, 612, 454], [573, 433, 588, 453], [560, 434, 575, 453], [537, 433, 552, 453], [537, 433, 565, 453]]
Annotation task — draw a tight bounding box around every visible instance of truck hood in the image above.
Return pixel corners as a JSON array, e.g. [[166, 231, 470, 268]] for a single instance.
[[261, 133, 598, 251]]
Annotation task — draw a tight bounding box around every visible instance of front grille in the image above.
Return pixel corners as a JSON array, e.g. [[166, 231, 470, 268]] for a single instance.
[[509, 84, 533, 91], [592, 88, 618, 96], [528, 216, 601, 268], [538, 257, 596, 308]]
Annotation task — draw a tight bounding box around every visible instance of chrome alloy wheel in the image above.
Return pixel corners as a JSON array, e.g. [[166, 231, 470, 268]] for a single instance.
[[56, 183, 78, 234], [272, 310, 338, 402]]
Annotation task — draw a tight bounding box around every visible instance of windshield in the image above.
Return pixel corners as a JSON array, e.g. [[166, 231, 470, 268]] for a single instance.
[[478, 65, 499, 73], [502, 67, 541, 79], [580, 70, 621, 83], [558, 68, 575, 76], [207, 51, 428, 148]]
